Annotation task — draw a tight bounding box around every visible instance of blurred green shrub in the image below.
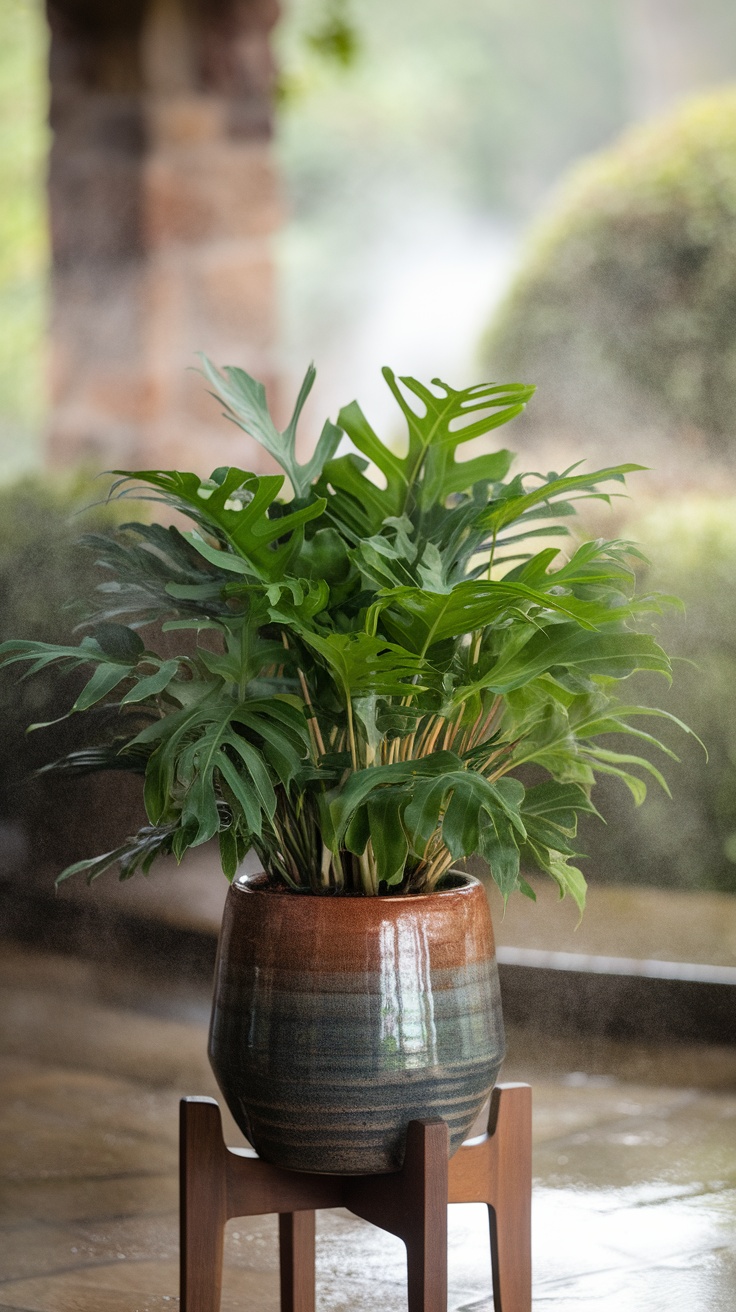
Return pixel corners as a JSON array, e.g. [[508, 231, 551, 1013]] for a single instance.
[[579, 497, 736, 894], [482, 89, 736, 460], [0, 475, 143, 877]]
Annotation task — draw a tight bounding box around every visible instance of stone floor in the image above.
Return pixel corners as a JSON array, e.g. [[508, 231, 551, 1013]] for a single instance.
[[1, 942, 735, 1311]]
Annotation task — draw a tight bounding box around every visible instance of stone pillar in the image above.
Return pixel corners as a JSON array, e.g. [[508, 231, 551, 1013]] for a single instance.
[[46, 0, 280, 473]]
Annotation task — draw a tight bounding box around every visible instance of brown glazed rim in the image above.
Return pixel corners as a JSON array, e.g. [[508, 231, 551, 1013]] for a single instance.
[[231, 870, 482, 903], [223, 869, 495, 970]]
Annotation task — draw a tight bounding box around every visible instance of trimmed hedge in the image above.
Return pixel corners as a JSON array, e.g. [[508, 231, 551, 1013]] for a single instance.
[[0, 476, 144, 879], [579, 497, 736, 894], [482, 89, 736, 460]]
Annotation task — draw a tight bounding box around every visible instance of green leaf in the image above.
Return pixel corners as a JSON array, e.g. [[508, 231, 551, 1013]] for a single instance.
[[442, 782, 483, 858], [337, 371, 533, 515], [136, 692, 309, 846], [92, 622, 145, 662], [264, 577, 330, 624], [546, 851, 588, 916], [582, 745, 672, 797], [120, 659, 180, 705], [0, 636, 110, 674], [575, 703, 706, 759], [218, 825, 240, 882], [373, 579, 626, 657], [402, 770, 526, 861], [403, 775, 455, 856], [296, 527, 352, 584], [111, 466, 326, 582], [297, 630, 427, 701], [331, 751, 462, 846], [482, 626, 671, 695], [367, 792, 409, 885], [521, 779, 599, 828], [479, 813, 521, 900], [480, 463, 646, 537], [72, 662, 132, 713], [520, 838, 588, 916], [55, 825, 177, 885], [199, 357, 342, 499]]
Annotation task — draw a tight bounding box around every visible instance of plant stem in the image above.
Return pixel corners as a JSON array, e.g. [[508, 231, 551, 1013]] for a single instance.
[[346, 696, 358, 771], [283, 635, 326, 759], [359, 843, 378, 895]]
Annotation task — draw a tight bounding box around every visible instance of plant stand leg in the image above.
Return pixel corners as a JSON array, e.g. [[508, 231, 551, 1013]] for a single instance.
[[488, 1085, 532, 1312], [180, 1098, 228, 1312], [403, 1120, 449, 1312], [279, 1211, 316, 1312], [345, 1118, 449, 1312], [448, 1084, 532, 1312]]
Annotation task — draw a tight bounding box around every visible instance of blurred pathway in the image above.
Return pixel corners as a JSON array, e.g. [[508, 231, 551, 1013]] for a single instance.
[[1, 942, 735, 1311]]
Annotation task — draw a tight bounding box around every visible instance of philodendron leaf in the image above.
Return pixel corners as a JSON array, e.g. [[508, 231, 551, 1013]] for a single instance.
[[330, 751, 463, 846], [480, 626, 672, 696], [71, 662, 133, 713], [479, 463, 646, 537], [367, 791, 409, 885], [131, 693, 310, 853], [520, 837, 588, 916], [518, 781, 596, 856], [92, 623, 145, 662], [120, 659, 180, 705], [110, 466, 327, 582], [199, 356, 342, 499], [337, 370, 530, 516], [0, 634, 151, 724], [545, 851, 588, 916], [371, 579, 641, 657], [521, 780, 599, 829], [55, 824, 177, 885], [479, 812, 522, 901], [297, 630, 427, 700], [295, 527, 352, 584], [0, 636, 124, 674]]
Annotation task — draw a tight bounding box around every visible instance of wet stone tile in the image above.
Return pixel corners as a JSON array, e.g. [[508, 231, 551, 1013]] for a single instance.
[[0, 1173, 178, 1227]]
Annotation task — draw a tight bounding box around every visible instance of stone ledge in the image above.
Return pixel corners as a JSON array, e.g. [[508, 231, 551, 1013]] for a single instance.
[[2, 851, 734, 1047]]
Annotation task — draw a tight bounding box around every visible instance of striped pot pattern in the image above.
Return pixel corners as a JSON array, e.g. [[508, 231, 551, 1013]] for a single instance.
[[208, 871, 505, 1174]]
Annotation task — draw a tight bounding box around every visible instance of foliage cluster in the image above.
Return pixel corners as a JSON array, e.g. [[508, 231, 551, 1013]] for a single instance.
[[0, 365, 687, 908], [482, 89, 736, 457]]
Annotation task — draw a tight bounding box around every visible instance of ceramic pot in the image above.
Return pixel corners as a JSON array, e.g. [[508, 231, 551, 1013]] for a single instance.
[[208, 870, 505, 1174]]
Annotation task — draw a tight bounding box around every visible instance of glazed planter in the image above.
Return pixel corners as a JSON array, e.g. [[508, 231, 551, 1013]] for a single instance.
[[208, 871, 505, 1174]]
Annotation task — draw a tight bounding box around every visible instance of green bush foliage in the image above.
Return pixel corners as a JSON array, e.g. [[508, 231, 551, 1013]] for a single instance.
[[482, 89, 736, 458], [0, 476, 138, 870], [579, 497, 736, 894]]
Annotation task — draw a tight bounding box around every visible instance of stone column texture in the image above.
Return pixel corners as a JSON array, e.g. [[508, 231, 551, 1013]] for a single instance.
[[46, 0, 281, 472]]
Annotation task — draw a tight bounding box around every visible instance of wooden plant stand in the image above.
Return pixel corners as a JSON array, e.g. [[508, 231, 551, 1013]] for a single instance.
[[180, 1083, 531, 1312]]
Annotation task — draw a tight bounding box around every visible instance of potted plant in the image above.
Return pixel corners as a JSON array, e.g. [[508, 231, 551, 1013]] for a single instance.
[[0, 362, 689, 1173]]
